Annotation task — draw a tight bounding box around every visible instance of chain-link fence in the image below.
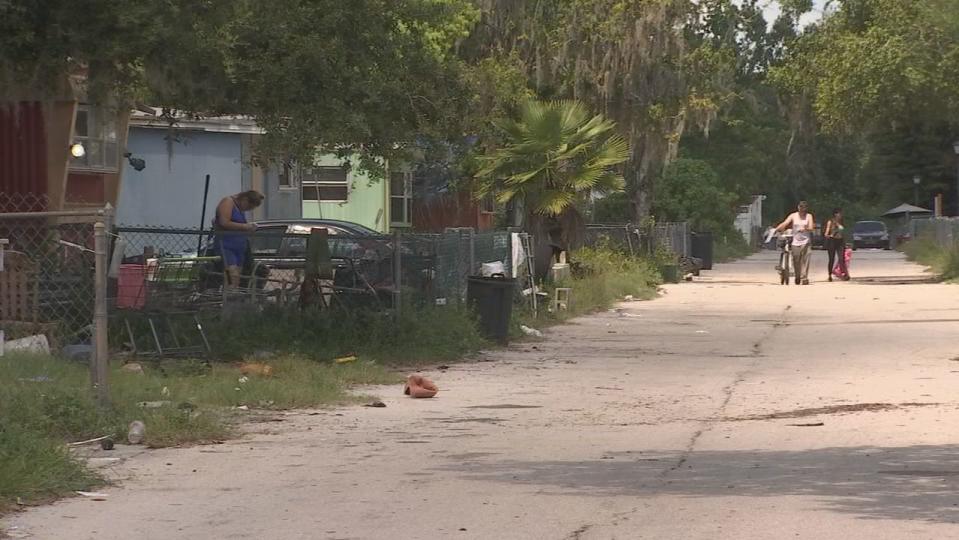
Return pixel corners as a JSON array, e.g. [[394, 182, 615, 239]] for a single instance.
[[0, 194, 110, 353], [430, 228, 516, 302], [909, 218, 959, 248], [1, 192, 50, 213], [585, 222, 690, 258], [585, 224, 647, 256], [109, 225, 521, 310], [653, 222, 691, 257], [6, 208, 693, 359]]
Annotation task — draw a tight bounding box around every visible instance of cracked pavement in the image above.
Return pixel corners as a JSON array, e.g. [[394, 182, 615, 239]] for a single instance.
[[5, 249, 959, 539]]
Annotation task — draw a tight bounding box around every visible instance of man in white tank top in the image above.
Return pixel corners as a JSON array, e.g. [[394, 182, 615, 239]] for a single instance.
[[775, 200, 815, 285]]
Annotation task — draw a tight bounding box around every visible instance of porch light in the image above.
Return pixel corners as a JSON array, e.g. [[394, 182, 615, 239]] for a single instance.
[[70, 142, 86, 158]]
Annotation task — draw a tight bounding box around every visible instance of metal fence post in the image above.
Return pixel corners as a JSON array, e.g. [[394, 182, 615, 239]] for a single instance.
[[468, 228, 476, 275], [93, 221, 110, 406], [393, 229, 402, 315]]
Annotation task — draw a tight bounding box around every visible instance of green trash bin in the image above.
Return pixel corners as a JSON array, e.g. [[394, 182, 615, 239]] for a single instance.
[[466, 275, 516, 344]]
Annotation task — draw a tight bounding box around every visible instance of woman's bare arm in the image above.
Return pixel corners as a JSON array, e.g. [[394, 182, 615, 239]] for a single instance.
[[775, 214, 793, 232]]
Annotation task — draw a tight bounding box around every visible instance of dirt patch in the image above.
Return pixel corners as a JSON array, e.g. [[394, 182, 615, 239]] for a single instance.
[[725, 402, 940, 421]]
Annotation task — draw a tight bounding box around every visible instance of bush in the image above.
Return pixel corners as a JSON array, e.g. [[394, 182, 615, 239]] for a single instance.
[[654, 159, 738, 233], [902, 236, 959, 280], [714, 232, 754, 263], [518, 246, 660, 329], [592, 192, 632, 223]]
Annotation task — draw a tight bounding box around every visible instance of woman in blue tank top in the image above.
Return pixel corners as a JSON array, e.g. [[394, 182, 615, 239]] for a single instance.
[[213, 190, 264, 287]]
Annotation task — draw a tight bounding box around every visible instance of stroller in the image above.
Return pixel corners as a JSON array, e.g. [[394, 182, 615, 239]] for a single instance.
[[832, 245, 852, 280]]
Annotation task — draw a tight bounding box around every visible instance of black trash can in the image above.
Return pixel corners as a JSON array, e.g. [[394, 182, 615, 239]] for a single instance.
[[466, 275, 516, 344], [691, 232, 714, 270]]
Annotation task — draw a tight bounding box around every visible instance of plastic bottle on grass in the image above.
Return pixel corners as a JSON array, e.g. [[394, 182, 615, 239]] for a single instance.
[[128, 421, 146, 444]]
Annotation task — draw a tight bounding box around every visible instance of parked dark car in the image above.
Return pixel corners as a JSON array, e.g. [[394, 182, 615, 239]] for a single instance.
[[200, 219, 430, 304], [200, 218, 383, 279], [851, 220, 891, 250], [250, 219, 391, 262]]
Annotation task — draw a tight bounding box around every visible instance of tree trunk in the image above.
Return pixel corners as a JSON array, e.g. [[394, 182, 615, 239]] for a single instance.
[[629, 134, 654, 222]]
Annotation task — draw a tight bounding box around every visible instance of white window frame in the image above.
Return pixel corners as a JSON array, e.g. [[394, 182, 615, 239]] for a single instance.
[[277, 161, 298, 191], [69, 104, 120, 173], [300, 166, 349, 202], [390, 171, 413, 227]]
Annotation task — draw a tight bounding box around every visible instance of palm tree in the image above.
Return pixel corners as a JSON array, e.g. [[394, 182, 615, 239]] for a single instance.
[[476, 100, 629, 276]]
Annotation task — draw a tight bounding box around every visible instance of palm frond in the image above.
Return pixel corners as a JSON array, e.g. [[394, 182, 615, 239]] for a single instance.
[[533, 189, 577, 216], [592, 172, 626, 194], [479, 99, 630, 217]]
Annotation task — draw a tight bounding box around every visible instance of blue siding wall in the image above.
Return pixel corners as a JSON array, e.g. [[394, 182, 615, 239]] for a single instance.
[[117, 128, 244, 227]]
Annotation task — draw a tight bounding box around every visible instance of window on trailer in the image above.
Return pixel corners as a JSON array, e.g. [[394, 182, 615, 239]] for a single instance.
[[70, 105, 119, 172], [301, 166, 348, 202], [277, 161, 297, 189], [390, 171, 412, 226]]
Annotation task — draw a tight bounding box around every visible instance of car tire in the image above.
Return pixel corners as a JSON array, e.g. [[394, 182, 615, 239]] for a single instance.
[[852, 243, 858, 251]]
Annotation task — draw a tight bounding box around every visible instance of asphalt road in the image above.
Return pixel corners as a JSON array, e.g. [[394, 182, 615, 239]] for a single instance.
[[5, 248, 959, 540]]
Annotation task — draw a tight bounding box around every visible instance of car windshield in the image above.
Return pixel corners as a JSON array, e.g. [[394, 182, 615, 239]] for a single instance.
[[854, 221, 886, 233]]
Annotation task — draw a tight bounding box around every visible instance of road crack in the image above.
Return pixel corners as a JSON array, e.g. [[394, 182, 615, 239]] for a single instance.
[[566, 523, 593, 539], [664, 305, 792, 476]]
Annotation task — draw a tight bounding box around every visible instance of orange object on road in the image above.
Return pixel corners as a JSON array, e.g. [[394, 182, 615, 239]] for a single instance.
[[404, 375, 438, 398], [239, 363, 274, 377]]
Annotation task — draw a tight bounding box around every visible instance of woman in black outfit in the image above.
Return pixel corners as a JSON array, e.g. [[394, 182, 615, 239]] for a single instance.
[[823, 208, 849, 281]]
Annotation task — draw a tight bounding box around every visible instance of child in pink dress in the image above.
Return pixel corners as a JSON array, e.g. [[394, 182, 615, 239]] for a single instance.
[[832, 245, 852, 280]]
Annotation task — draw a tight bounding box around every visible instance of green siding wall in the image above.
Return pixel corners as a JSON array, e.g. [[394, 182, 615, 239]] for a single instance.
[[301, 155, 390, 233]]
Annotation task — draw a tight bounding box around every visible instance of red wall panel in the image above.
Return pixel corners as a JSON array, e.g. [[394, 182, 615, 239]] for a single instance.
[[412, 191, 493, 232], [0, 102, 48, 210], [65, 172, 105, 203]]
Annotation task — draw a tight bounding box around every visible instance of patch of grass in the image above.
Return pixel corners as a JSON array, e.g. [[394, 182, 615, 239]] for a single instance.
[[0, 424, 99, 514], [0, 351, 399, 512], [205, 304, 486, 365], [902, 235, 959, 281], [110, 356, 401, 413]]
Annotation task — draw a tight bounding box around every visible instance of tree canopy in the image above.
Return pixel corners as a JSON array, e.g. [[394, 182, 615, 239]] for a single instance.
[[0, 0, 479, 166], [772, 0, 959, 132], [4, 0, 958, 227]]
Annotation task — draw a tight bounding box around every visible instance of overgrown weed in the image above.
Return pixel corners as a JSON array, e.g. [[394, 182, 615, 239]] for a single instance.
[[513, 246, 660, 333], [205, 304, 486, 364], [902, 235, 959, 281]]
